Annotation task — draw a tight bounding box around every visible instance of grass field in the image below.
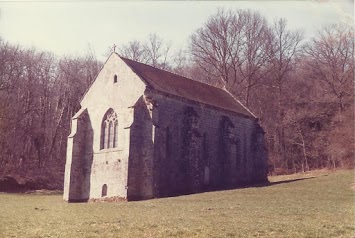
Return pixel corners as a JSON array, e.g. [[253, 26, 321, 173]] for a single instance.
[[0, 170, 354, 238]]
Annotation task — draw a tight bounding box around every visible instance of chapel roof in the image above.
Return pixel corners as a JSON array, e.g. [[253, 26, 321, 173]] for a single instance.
[[119, 55, 256, 118]]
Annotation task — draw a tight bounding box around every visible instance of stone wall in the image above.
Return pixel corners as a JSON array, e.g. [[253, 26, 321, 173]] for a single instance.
[[63, 108, 92, 202], [142, 88, 268, 198], [126, 96, 155, 200]]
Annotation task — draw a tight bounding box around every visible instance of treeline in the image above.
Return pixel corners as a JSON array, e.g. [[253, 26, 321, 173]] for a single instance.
[[0, 40, 101, 188], [0, 8, 353, 188]]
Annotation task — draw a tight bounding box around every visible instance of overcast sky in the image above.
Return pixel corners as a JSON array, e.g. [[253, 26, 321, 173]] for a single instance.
[[0, 1, 353, 61]]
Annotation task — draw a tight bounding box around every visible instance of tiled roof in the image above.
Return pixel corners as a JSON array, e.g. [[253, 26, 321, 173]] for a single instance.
[[120, 56, 255, 118]]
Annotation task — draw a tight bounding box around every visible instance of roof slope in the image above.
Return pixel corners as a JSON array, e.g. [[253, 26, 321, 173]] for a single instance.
[[120, 56, 255, 118]]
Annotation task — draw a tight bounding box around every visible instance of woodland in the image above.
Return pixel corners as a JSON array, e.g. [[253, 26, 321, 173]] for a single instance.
[[0, 9, 353, 189]]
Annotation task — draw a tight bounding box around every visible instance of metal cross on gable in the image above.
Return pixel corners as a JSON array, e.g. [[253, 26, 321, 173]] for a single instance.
[[113, 44, 116, 52]]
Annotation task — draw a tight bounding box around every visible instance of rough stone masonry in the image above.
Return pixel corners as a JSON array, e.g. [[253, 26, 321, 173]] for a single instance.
[[63, 53, 268, 202]]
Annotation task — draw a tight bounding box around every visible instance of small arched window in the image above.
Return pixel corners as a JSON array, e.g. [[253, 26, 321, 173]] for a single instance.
[[114, 75, 118, 83], [101, 109, 118, 150], [102, 184, 108, 197]]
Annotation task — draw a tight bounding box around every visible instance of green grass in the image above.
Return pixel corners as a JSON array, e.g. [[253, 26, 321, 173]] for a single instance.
[[0, 170, 354, 238]]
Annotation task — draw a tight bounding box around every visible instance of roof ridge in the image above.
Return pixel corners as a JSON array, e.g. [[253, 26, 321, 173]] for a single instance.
[[119, 55, 224, 91]]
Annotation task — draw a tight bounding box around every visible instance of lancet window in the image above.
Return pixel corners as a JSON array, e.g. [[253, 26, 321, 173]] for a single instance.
[[101, 109, 118, 149]]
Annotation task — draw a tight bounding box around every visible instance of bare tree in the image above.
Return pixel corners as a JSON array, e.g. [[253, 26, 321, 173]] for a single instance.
[[171, 49, 191, 77], [0, 38, 22, 91], [268, 18, 304, 95], [265, 18, 304, 170], [238, 10, 272, 105], [144, 33, 172, 69], [119, 33, 172, 70], [119, 40, 148, 63], [190, 9, 244, 87], [189, 9, 272, 106], [304, 23, 354, 111]]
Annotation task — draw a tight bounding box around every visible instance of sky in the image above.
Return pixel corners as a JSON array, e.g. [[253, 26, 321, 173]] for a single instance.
[[0, 0, 353, 61]]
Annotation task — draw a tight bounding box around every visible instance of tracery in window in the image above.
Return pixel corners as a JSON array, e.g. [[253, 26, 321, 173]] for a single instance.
[[101, 109, 118, 150]]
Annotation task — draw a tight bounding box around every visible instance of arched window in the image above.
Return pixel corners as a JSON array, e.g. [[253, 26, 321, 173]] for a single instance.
[[108, 121, 113, 148], [102, 184, 108, 197], [114, 75, 118, 83], [100, 109, 118, 150], [113, 120, 118, 148]]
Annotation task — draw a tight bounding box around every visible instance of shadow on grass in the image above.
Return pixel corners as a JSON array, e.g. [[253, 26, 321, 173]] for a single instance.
[[153, 177, 319, 201], [251, 176, 317, 188], [197, 176, 318, 195]]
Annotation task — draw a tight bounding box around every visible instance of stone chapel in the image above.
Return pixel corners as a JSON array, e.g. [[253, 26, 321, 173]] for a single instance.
[[63, 52, 268, 202]]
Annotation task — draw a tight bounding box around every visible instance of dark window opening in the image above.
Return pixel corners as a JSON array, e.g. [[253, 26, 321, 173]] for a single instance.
[[101, 184, 108, 197], [202, 132, 208, 162], [114, 75, 118, 83], [166, 127, 170, 158], [113, 120, 118, 148]]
